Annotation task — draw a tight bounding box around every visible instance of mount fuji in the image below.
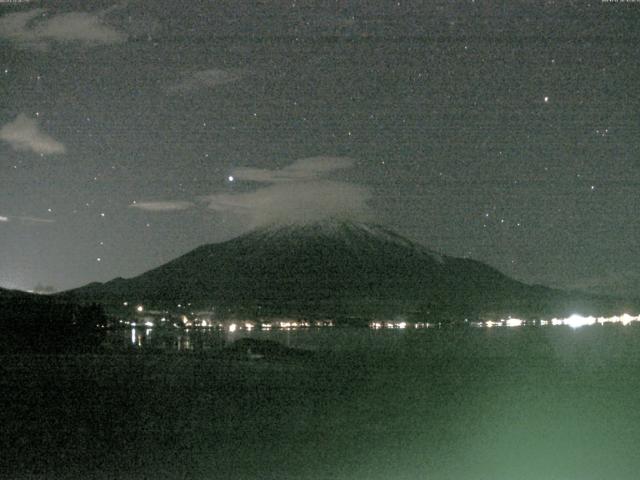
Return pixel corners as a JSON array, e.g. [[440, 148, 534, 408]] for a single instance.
[[60, 220, 627, 322]]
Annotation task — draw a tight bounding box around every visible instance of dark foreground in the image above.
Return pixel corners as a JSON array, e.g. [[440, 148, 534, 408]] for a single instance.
[[3, 326, 640, 480]]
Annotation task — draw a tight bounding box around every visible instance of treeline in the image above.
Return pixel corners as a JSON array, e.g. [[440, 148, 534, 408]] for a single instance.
[[0, 295, 107, 352]]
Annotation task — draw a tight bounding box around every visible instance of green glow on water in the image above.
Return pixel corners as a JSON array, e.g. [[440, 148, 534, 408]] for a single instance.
[[4, 326, 640, 479]]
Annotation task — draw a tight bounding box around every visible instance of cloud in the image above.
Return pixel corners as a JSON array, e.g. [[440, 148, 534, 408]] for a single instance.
[[0, 114, 66, 155], [129, 157, 370, 229], [100, 4, 161, 41], [233, 156, 357, 183], [129, 201, 195, 212], [564, 270, 640, 298], [168, 68, 242, 93], [203, 181, 371, 227], [0, 214, 55, 225], [19, 216, 56, 225], [201, 156, 371, 228], [0, 8, 126, 49]]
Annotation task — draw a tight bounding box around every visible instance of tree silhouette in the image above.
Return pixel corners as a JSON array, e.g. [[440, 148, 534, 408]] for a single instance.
[[0, 294, 107, 352]]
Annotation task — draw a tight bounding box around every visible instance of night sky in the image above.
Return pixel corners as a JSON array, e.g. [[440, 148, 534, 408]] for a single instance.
[[1, 1, 639, 297]]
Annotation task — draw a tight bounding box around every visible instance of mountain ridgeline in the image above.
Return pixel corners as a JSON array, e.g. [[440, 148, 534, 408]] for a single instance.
[[61, 221, 630, 322]]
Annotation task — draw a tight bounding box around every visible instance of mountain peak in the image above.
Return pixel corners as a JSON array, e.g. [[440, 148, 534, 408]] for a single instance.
[[245, 219, 445, 263], [61, 220, 623, 322], [255, 217, 373, 234]]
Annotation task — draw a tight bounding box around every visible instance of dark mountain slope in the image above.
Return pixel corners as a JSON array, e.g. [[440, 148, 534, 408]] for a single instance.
[[60, 221, 628, 321]]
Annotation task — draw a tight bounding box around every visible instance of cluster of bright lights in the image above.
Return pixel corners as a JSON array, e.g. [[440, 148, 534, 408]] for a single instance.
[[486, 313, 640, 329], [122, 319, 337, 331], [551, 314, 596, 329], [267, 320, 333, 329], [121, 312, 640, 333], [505, 318, 523, 328], [120, 299, 340, 331], [226, 322, 257, 333], [483, 320, 504, 328], [279, 321, 306, 329], [369, 321, 432, 329], [374, 321, 407, 329]]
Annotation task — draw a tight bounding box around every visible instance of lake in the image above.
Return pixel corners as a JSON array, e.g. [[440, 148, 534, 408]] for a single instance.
[[3, 324, 640, 479]]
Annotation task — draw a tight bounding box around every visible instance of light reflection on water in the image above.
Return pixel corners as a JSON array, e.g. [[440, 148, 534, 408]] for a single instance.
[[114, 323, 432, 352], [120, 324, 336, 351]]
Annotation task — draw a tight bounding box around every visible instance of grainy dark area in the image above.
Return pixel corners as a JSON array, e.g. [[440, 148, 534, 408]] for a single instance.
[[2, 3, 640, 479], [1, 2, 639, 297], [3, 327, 640, 480]]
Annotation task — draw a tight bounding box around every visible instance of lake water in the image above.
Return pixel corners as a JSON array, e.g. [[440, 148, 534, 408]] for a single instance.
[[109, 323, 447, 352], [4, 324, 640, 479]]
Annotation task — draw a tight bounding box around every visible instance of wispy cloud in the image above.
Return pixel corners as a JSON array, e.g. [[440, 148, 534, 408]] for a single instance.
[[167, 68, 242, 93], [19, 216, 56, 225], [100, 4, 161, 41], [129, 201, 195, 212], [0, 8, 126, 50], [202, 156, 371, 228], [0, 114, 66, 155], [564, 270, 640, 298], [0, 214, 55, 225], [130, 157, 370, 229], [232, 157, 357, 183]]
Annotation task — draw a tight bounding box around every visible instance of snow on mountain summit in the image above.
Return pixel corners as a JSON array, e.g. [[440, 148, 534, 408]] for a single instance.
[[247, 219, 446, 264]]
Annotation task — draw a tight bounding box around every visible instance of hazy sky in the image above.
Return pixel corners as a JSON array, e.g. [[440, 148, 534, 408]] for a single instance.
[[1, 1, 639, 296]]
